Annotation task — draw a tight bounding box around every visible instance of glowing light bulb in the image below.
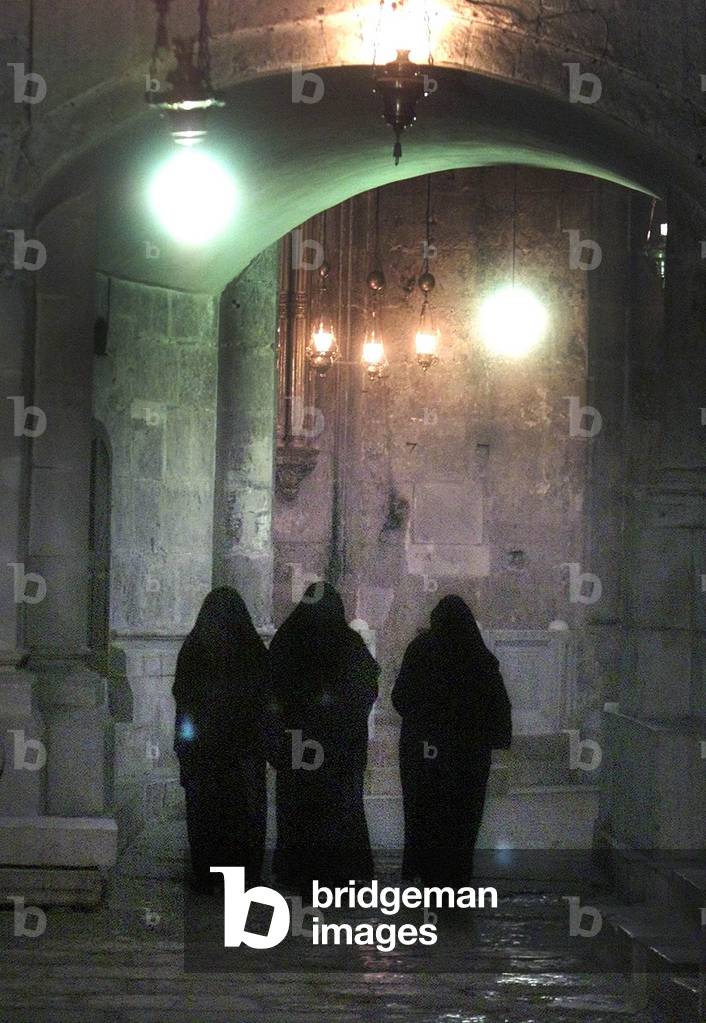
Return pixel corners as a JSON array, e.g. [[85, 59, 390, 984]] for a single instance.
[[360, 0, 450, 64], [479, 285, 548, 358], [307, 319, 339, 377], [363, 337, 385, 365], [312, 323, 335, 354], [148, 148, 237, 246], [362, 331, 388, 379], [415, 328, 439, 369]]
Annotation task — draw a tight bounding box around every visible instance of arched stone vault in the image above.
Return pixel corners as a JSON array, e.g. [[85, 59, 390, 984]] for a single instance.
[[14, 0, 706, 293], [32, 65, 704, 295]]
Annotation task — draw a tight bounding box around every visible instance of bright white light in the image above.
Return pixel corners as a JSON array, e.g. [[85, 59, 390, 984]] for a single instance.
[[363, 338, 385, 367], [357, 0, 451, 64], [148, 149, 237, 246], [312, 323, 335, 354], [479, 285, 548, 358]]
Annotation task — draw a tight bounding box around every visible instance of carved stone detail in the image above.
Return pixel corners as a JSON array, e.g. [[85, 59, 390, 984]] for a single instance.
[[275, 443, 318, 501]]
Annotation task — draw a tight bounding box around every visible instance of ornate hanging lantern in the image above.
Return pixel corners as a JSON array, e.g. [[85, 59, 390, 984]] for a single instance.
[[415, 272, 439, 370], [362, 307, 389, 381], [373, 49, 427, 165], [371, 1, 436, 164], [414, 174, 439, 369], [147, 0, 224, 145], [306, 255, 339, 378], [361, 191, 390, 381]]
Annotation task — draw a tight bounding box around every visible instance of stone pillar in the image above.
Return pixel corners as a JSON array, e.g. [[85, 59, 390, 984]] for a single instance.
[[213, 246, 278, 629], [0, 234, 45, 817], [620, 203, 705, 722], [25, 192, 113, 817], [599, 195, 706, 853], [0, 192, 117, 901]]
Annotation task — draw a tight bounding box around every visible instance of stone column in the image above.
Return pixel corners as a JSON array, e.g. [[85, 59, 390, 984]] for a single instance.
[[599, 195, 706, 852], [213, 245, 278, 630], [25, 191, 113, 817], [0, 223, 45, 817]]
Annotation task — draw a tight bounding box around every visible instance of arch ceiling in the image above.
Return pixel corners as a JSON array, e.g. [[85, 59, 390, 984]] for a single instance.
[[40, 65, 701, 293]]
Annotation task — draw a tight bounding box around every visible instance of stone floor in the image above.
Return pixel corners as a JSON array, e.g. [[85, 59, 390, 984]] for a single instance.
[[0, 824, 673, 1023]]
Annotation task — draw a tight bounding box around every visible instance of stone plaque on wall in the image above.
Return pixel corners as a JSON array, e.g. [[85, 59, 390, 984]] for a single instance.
[[484, 630, 577, 735], [412, 480, 483, 545]]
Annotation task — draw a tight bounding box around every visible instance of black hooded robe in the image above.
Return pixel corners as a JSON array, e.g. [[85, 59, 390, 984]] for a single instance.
[[172, 587, 272, 890], [392, 595, 512, 884], [270, 583, 379, 890]]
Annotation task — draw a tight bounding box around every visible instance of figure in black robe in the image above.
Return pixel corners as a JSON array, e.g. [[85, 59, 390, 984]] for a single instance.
[[270, 583, 379, 890], [392, 595, 512, 884], [173, 587, 272, 892]]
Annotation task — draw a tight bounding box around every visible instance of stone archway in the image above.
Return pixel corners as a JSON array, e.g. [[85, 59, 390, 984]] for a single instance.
[[17, 0, 706, 243], [1, 3, 704, 896], [70, 65, 702, 295]]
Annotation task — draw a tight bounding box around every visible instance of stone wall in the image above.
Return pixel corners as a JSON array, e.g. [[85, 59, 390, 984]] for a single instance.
[[94, 277, 219, 636], [273, 166, 621, 832], [275, 166, 597, 693], [213, 246, 278, 629], [93, 277, 219, 845]]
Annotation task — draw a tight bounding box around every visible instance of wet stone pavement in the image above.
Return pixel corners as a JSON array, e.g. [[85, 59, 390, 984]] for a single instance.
[[0, 824, 672, 1023]]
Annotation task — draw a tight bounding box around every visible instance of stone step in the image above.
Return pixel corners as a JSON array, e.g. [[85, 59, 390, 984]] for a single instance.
[[509, 758, 576, 787], [602, 903, 700, 951], [0, 816, 117, 868], [364, 783, 600, 851], [492, 757, 557, 788], [599, 905, 703, 1023], [0, 816, 117, 906], [0, 866, 102, 907], [668, 867, 706, 930], [594, 831, 706, 931]]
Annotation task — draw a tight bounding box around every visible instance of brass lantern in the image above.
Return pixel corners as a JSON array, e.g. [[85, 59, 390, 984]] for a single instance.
[[373, 49, 428, 165], [362, 316, 389, 381], [306, 261, 339, 378], [415, 271, 439, 370]]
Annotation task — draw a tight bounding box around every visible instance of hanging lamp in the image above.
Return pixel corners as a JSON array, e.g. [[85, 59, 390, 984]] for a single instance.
[[362, 190, 389, 380], [306, 213, 339, 377], [371, 1, 434, 165], [147, 0, 225, 145], [414, 174, 440, 369], [479, 168, 548, 357]]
